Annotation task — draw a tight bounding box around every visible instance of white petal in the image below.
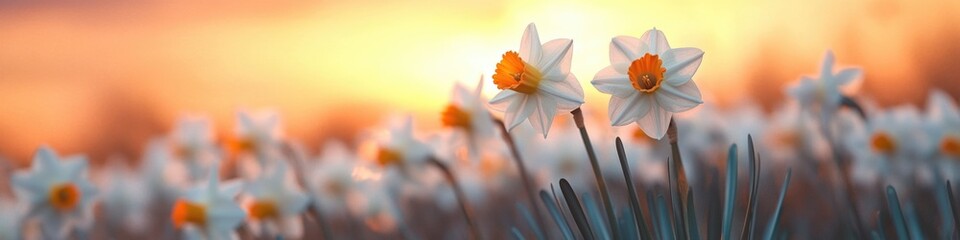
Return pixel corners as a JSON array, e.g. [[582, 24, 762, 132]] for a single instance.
[[12, 172, 48, 198], [591, 63, 634, 98], [519, 23, 542, 64], [207, 202, 246, 231], [450, 82, 470, 106], [61, 157, 89, 181], [820, 50, 835, 80], [656, 82, 703, 112], [636, 106, 673, 140], [528, 95, 558, 138], [220, 180, 244, 198], [832, 68, 862, 86], [928, 89, 960, 122], [540, 78, 585, 108], [639, 28, 671, 55], [282, 193, 310, 216], [662, 48, 705, 86], [488, 90, 521, 112], [34, 146, 59, 171], [504, 96, 536, 131], [788, 77, 816, 106], [610, 36, 641, 64], [609, 93, 652, 126], [537, 38, 573, 74]]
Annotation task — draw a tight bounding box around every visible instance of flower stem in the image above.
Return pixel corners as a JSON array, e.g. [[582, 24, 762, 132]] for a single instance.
[[815, 109, 865, 239], [428, 157, 482, 240], [279, 142, 334, 240], [492, 116, 546, 237], [570, 108, 619, 239], [666, 118, 690, 240]]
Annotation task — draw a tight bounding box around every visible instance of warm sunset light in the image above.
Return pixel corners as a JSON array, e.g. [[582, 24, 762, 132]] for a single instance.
[[1, 1, 959, 239]]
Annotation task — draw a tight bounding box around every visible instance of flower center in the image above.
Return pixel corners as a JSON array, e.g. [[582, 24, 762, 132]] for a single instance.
[[441, 104, 472, 130], [942, 136, 960, 157], [248, 200, 281, 220], [376, 148, 403, 167], [171, 199, 206, 228], [493, 51, 542, 94], [870, 131, 896, 154], [48, 183, 80, 211], [628, 53, 666, 93]]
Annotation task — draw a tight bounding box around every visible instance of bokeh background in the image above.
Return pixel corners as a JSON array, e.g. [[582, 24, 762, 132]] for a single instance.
[[1, 0, 959, 164]]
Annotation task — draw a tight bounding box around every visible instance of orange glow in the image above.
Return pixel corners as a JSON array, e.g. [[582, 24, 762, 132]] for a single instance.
[[171, 199, 206, 228], [628, 53, 666, 93], [1, 1, 959, 162], [48, 183, 80, 211]]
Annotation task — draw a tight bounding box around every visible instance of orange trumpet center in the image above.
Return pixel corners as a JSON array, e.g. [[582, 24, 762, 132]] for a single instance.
[[870, 131, 896, 154], [493, 51, 542, 94], [248, 200, 281, 220], [942, 136, 960, 157], [48, 183, 81, 211], [441, 104, 472, 130], [628, 53, 666, 93], [376, 148, 403, 167], [171, 199, 207, 228]]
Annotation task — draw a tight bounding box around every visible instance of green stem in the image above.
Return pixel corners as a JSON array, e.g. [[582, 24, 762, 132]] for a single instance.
[[428, 157, 483, 240], [571, 108, 619, 239], [666, 118, 690, 240]]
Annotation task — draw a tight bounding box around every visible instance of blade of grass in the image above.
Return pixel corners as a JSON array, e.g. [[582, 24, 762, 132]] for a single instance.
[[763, 168, 793, 240], [948, 181, 960, 238], [740, 135, 760, 240], [512, 227, 526, 240], [583, 193, 612, 240], [707, 167, 722, 240], [722, 144, 739, 240], [518, 203, 546, 240], [647, 190, 662, 240], [686, 188, 702, 240], [561, 178, 595, 240], [904, 203, 923, 240], [540, 190, 575, 240], [656, 194, 676, 240], [885, 185, 909, 240], [668, 156, 687, 240], [615, 137, 652, 240], [618, 207, 639, 240]]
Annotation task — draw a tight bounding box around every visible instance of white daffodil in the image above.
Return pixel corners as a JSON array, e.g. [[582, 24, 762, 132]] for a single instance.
[[489, 23, 585, 137], [171, 116, 219, 180], [443, 77, 497, 161], [591, 28, 705, 139], [171, 164, 246, 240], [361, 115, 432, 177], [231, 110, 283, 163], [242, 161, 310, 239], [845, 106, 924, 186], [925, 90, 960, 160], [788, 50, 863, 123], [308, 141, 361, 216], [100, 160, 150, 233], [11, 146, 97, 238]]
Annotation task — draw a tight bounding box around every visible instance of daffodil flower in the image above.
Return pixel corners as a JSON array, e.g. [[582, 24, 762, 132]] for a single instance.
[[591, 28, 705, 139], [171, 164, 246, 240], [11, 146, 97, 238], [363, 115, 432, 174], [308, 141, 361, 216], [171, 116, 218, 180], [489, 23, 585, 137], [443, 76, 496, 161], [230, 110, 283, 163], [788, 50, 863, 123], [242, 161, 310, 239]]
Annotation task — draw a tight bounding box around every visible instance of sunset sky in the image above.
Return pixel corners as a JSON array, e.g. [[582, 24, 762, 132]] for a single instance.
[[1, 0, 958, 163]]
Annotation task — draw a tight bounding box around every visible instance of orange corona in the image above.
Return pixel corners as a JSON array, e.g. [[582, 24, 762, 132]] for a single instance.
[[628, 53, 666, 93], [493, 51, 542, 94], [48, 183, 81, 211], [171, 199, 207, 228], [870, 132, 896, 154]]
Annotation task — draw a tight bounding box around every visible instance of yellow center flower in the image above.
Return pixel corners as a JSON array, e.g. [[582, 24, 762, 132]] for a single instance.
[[942, 136, 960, 157], [870, 131, 896, 154], [441, 104, 472, 130], [248, 200, 280, 220], [493, 51, 542, 94], [48, 183, 80, 211], [628, 53, 666, 93], [171, 199, 207, 228], [376, 148, 403, 167]]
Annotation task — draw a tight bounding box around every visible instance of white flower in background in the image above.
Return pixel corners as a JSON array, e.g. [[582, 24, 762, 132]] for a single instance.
[[845, 106, 925, 185], [100, 160, 150, 233], [242, 161, 310, 239], [171, 116, 219, 180], [171, 164, 246, 240], [788, 50, 863, 123], [141, 139, 189, 203], [442, 77, 497, 161], [308, 141, 361, 216], [0, 198, 23, 240], [762, 103, 830, 163], [489, 23, 585, 137], [347, 180, 401, 233], [361, 115, 432, 177], [231, 110, 283, 162], [924, 90, 960, 180], [11, 146, 97, 238], [591, 28, 705, 139]]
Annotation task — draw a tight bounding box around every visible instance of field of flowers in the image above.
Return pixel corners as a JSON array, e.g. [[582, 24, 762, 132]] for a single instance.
[[1, 22, 959, 240]]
